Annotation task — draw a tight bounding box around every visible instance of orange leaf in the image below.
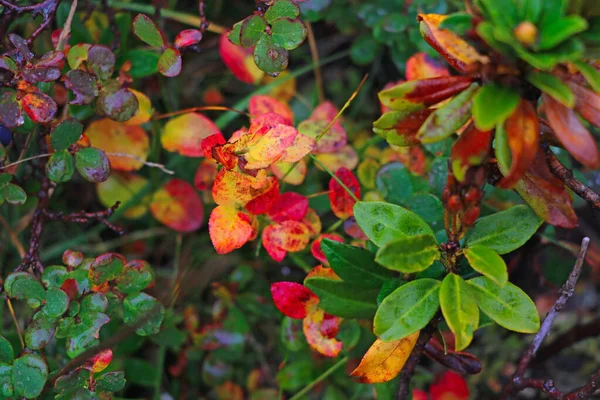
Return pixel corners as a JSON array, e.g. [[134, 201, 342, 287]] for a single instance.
[[262, 220, 311, 262], [306, 264, 342, 280], [162, 112, 222, 157], [543, 94, 599, 169], [219, 33, 264, 84], [84, 349, 113, 373], [209, 205, 255, 254], [212, 168, 277, 208], [243, 124, 299, 170], [278, 132, 316, 163], [303, 307, 342, 357], [249, 95, 293, 125], [350, 332, 420, 383], [150, 179, 204, 232], [271, 281, 318, 319], [84, 118, 149, 171], [194, 159, 218, 191], [329, 167, 360, 219], [450, 122, 493, 183], [417, 14, 489, 73], [406, 52, 450, 81], [311, 233, 344, 264], [215, 381, 244, 400]]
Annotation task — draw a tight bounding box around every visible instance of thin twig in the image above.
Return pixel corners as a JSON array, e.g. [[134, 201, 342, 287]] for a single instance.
[[306, 22, 325, 103], [534, 318, 600, 365], [544, 147, 600, 209], [56, 0, 78, 51], [0, 214, 26, 258], [105, 152, 174, 175], [5, 298, 24, 349]]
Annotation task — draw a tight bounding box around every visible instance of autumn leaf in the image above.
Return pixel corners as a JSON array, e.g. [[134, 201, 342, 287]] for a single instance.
[[271, 159, 308, 185], [212, 168, 278, 209], [219, 33, 265, 84], [262, 220, 311, 262], [451, 122, 493, 183], [96, 172, 149, 219], [311, 234, 344, 264], [569, 80, 600, 129], [84, 118, 149, 171], [303, 307, 342, 357], [302, 208, 322, 237], [350, 332, 420, 383], [194, 159, 218, 191], [267, 192, 308, 222], [314, 145, 359, 172], [243, 123, 298, 169], [430, 371, 470, 400], [21, 92, 57, 123], [405, 52, 450, 81], [249, 95, 293, 125], [329, 167, 360, 219], [124, 89, 153, 126], [84, 349, 112, 373], [373, 109, 433, 146], [209, 205, 255, 254], [417, 14, 489, 73], [245, 177, 280, 215], [150, 179, 204, 232], [270, 281, 318, 319], [162, 112, 223, 157]]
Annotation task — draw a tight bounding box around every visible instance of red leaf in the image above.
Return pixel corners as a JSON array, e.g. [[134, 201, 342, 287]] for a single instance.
[[373, 109, 433, 146], [430, 371, 470, 400], [270, 282, 318, 319], [60, 278, 79, 299], [267, 192, 308, 222], [311, 233, 344, 264], [406, 52, 450, 81], [245, 178, 280, 215], [174, 29, 203, 48], [194, 159, 218, 191], [328, 167, 360, 219], [262, 220, 310, 261], [21, 92, 57, 123], [303, 307, 342, 357], [249, 95, 293, 125], [450, 122, 493, 183], [543, 94, 599, 169], [219, 33, 264, 84]]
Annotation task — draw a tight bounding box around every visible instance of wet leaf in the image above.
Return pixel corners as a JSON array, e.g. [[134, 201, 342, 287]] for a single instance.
[[150, 179, 204, 232], [124, 89, 153, 126], [209, 205, 255, 254], [43, 287, 70, 319], [133, 14, 165, 47], [89, 253, 125, 285], [265, 0, 300, 21], [64, 70, 98, 105], [270, 281, 318, 319], [51, 119, 83, 151], [97, 86, 139, 122], [21, 92, 57, 124], [24, 313, 56, 350], [271, 18, 307, 50], [158, 46, 182, 77], [12, 354, 48, 399], [254, 34, 289, 74], [74, 147, 111, 182], [351, 332, 420, 383], [4, 272, 46, 308], [0, 91, 23, 128], [123, 292, 165, 336], [67, 312, 110, 357], [116, 260, 154, 294], [96, 371, 126, 392], [162, 112, 222, 157]]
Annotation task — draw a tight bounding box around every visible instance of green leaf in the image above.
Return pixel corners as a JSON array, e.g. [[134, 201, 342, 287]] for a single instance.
[[377, 278, 404, 306], [12, 354, 48, 399], [472, 84, 520, 130], [54, 368, 91, 392], [227, 20, 243, 46], [374, 278, 441, 341], [467, 276, 540, 333], [123, 292, 165, 336], [89, 253, 124, 285], [527, 71, 575, 108], [538, 16, 587, 50], [280, 317, 305, 352], [1, 183, 26, 205], [116, 260, 154, 294], [350, 35, 380, 65], [0, 363, 13, 398], [353, 201, 434, 247], [81, 292, 108, 313], [304, 277, 378, 319], [96, 371, 126, 392], [276, 360, 314, 391], [133, 14, 165, 47], [406, 193, 444, 232], [375, 234, 439, 273], [157, 46, 182, 77], [417, 83, 478, 143], [42, 265, 68, 288], [4, 272, 46, 308], [463, 245, 508, 286], [50, 119, 83, 151], [572, 60, 600, 93], [439, 273, 479, 351], [66, 312, 110, 358], [239, 15, 267, 47], [0, 336, 14, 364], [24, 312, 56, 350], [265, 0, 300, 22], [321, 239, 394, 288], [464, 205, 543, 254], [46, 150, 75, 183], [439, 12, 473, 35], [254, 34, 289, 74], [43, 287, 70, 319], [66, 43, 91, 69], [271, 18, 307, 50], [75, 147, 111, 183]]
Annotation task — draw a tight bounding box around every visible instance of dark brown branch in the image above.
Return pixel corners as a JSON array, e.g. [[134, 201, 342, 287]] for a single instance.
[[397, 316, 442, 400], [42, 201, 124, 235], [502, 237, 590, 399], [534, 318, 600, 365], [544, 147, 600, 209], [564, 370, 600, 399]]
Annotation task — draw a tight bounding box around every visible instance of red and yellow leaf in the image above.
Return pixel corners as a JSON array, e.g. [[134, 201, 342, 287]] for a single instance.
[[245, 177, 280, 215], [150, 179, 204, 232], [267, 192, 308, 222], [270, 281, 318, 319], [21, 92, 57, 123], [243, 124, 299, 169], [350, 332, 420, 383], [219, 33, 264, 84], [162, 112, 222, 157], [209, 205, 255, 254], [302, 208, 322, 237], [314, 145, 359, 172], [373, 109, 433, 146], [311, 233, 344, 264], [85, 118, 149, 171], [417, 14, 489, 73], [96, 172, 149, 219], [329, 167, 360, 219], [450, 122, 493, 183], [303, 307, 342, 357], [249, 95, 293, 125], [85, 349, 112, 373], [271, 159, 308, 185], [262, 220, 311, 262], [212, 168, 277, 208], [124, 89, 153, 126], [194, 159, 218, 191], [543, 94, 599, 169], [406, 52, 450, 81], [306, 265, 342, 281], [278, 132, 316, 163]]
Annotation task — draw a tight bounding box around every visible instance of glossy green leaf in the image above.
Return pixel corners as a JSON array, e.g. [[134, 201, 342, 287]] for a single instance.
[[467, 276, 540, 333], [42, 265, 68, 288], [438, 12, 473, 35], [472, 84, 520, 130], [417, 83, 478, 143], [0, 336, 14, 364], [0, 363, 13, 398], [66, 312, 110, 358], [81, 292, 108, 313], [12, 354, 48, 399], [463, 245, 508, 286], [440, 273, 479, 351], [75, 147, 111, 183], [321, 239, 394, 287], [133, 14, 165, 47], [46, 150, 74, 183], [375, 234, 439, 273], [43, 287, 70, 319], [374, 278, 441, 341], [4, 272, 46, 308], [406, 193, 444, 232], [527, 71, 574, 108], [464, 205, 543, 254], [239, 15, 267, 47], [24, 312, 56, 350], [227, 21, 243, 46], [254, 34, 289, 74], [116, 260, 155, 294], [353, 201, 434, 247], [1, 183, 26, 205], [265, 0, 300, 22], [271, 18, 307, 50], [96, 371, 126, 392], [89, 253, 124, 285], [304, 277, 378, 319], [123, 292, 165, 336], [375, 162, 415, 205], [50, 119, 83, 151], [538, 16, 587, 50]]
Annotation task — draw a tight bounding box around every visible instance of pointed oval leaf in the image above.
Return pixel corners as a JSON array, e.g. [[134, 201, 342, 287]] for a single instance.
[[527, 71, 575, 108], [440, 274, 479, 351], [329, 167, 360, 219], [472, 84, 520, 131], [133, 14, 165, 47], [373, 109, 433, 146], [463, 245, 508, 286], [376, 234, 439, 273], [304, 276, 379, 319]]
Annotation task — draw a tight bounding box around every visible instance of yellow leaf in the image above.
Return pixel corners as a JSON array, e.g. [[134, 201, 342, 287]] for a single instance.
[[351, 331, 420, 383]]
